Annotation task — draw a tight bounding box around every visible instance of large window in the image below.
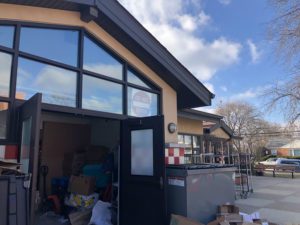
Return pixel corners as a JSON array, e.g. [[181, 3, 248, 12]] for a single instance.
[[0, 52, 12, 97], [0, 26, 14, 48], [20, 27, 79, 66], [293, 149, 300, 156], [82, 75, 123, 114], [16, 57, 77, 107], [178, 134, 202, 164], [0, 22, 161, 133], [0, 102, 8, 139], [83, 36, 123, 80]]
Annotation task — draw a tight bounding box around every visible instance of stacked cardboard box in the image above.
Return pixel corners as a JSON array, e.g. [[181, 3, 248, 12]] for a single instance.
[[207, 204, 278, 225], [170, 214, 205, 225]]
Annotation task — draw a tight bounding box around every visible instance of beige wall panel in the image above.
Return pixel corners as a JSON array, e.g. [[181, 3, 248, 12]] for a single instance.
[[211, 128, 230, 140], [0, 4, 178, 143], [177, 117, 203, 135]]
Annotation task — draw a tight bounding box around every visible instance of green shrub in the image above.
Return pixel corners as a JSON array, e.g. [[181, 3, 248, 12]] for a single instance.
[[285, 156, 300, 159]]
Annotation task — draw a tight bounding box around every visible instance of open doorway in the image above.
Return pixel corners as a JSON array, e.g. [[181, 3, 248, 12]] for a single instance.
[[35, 111, 120, 225]]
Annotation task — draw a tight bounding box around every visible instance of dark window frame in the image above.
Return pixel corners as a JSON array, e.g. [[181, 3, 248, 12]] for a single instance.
[[178, 132, 202, 163], [0, 101, 10, 141], [0, 20, 162, 142]]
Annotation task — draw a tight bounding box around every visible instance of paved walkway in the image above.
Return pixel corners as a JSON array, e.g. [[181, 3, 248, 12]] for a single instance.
[[235, 173, 300, 225]]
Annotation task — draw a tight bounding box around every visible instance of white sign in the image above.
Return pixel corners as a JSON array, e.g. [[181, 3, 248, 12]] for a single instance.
[[168, 177, 185, 187], [130, 89, 152, 117]]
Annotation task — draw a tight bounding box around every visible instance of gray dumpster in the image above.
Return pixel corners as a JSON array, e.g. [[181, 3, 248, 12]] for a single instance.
[[166, 164, 236, 224]]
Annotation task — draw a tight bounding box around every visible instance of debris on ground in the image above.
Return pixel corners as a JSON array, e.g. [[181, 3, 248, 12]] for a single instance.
[[170, 214, 205, 225], [207, 204, 279, 225], [171, 204, 279, 225]]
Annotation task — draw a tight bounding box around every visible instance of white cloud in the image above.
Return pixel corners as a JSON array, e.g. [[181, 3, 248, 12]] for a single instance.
[[221, 85, 228, 92], [118, 0, 241, 82], [193, 106, 216, 114], [203, 82, 215, 93], [198, 11, 211, 27], [247, 39, 262, 63], [219, 0, 232, 5], [229, 85, 271, 101], [231, 89, 257, 101], [178, 15, 198, 32]]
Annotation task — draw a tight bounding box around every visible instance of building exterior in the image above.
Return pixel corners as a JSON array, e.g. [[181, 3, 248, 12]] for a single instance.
[[277, 140, 300, 157], [177, 109, 238, 164], [265, 137, 291, 155], [0, 1, 215, 225]]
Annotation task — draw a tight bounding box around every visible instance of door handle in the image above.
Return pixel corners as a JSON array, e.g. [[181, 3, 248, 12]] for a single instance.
[[160, 176, 164, 190]]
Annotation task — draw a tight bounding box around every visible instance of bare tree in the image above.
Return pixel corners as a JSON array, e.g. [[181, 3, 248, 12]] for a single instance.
[[216, 101, 279, 157], [265, 0, 300, 125], [263, 76, 300, 124], [216, 101, 261, 153]]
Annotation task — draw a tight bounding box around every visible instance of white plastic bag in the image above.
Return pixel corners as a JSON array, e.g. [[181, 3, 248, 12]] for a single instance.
[[89, 200, 112, 225]]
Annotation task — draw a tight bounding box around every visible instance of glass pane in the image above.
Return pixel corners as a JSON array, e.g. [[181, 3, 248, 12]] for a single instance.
[[82, 75, 123, 114], [83, 36, 123, 80], [0, 52, 12, 97], [20, 117, 32, 173], [0, 102, 8, 139], [294, 150, 300, 156], [20, 27, 79, 66], [131, 129, 153, 176], [127, 87, 158, 117], [16, 57, 77, 107], [178, 135, 184, 144], [184, 135, 192, 145], [127, 69, 150, 88], [0, 26, 14, 48], [193, 136, 200, 148]]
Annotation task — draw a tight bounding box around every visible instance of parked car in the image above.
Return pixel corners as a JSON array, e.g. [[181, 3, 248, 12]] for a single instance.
[[260, 158, 300, 168], [259, 157, 278, 165]]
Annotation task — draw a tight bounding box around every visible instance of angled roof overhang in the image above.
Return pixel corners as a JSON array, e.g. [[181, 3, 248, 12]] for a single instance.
[[0, 0, 214, 109], [178, 109, 222, 123], [178, 109, 242, 140]]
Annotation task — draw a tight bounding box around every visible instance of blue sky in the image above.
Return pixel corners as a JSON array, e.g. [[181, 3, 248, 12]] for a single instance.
[[119, 0, 289, 124]]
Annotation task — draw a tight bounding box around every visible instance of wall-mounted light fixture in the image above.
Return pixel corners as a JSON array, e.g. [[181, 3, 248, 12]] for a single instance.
[[168, 123, 177, 133]]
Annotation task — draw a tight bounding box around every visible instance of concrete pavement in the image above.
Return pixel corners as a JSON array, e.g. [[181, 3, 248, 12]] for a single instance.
[[235, 173, 300, 225]]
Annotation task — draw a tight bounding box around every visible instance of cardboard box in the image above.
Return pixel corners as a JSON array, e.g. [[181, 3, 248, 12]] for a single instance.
[[0, 160, 22, 175], [69, 209, 92, 225], [68, 175, 96, 196], [207, 217, 225, 225], [170, 214, 205, 225], [217, 214, 243, 223], [218, 205, 239, 214]]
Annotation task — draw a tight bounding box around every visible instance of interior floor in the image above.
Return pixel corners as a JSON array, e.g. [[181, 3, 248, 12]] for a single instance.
[[35, 111, 120, 225]]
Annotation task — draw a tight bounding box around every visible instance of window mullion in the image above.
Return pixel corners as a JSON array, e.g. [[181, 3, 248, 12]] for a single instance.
[[78, 29, 84, 109], [10, 24, 20, 103]]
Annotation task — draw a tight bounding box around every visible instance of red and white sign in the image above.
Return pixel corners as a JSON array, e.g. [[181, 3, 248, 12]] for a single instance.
[[130, 89, 152, 117]]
